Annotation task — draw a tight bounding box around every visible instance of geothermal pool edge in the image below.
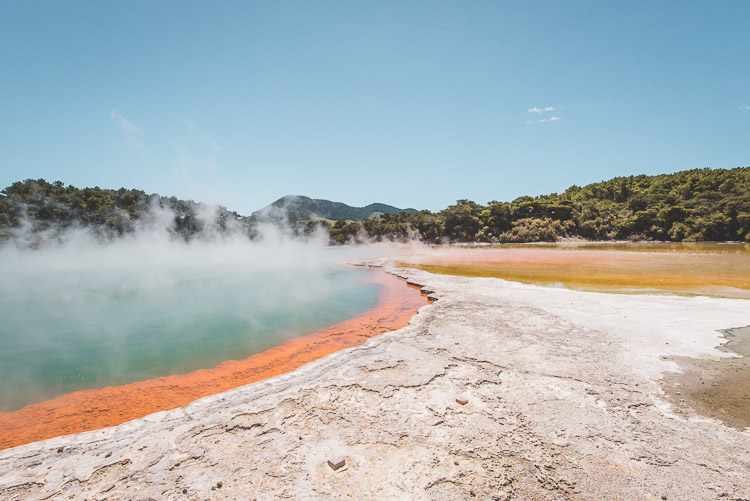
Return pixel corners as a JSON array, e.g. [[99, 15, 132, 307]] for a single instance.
[[0, 267, 428, 451], [1, 264, 749, 500]]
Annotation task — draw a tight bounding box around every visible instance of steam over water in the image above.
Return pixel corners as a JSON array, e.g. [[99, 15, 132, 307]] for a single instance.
[[0, 229, 379, 412]]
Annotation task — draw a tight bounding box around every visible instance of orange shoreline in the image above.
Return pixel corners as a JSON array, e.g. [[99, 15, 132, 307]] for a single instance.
[[0, 268, 428, 451]]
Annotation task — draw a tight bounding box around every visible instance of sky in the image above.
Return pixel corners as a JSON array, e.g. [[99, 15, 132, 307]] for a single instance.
[[1, 0, 748, 214]]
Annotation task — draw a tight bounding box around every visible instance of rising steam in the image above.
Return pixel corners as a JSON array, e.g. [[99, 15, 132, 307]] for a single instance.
[[0, 202, 422, 412]]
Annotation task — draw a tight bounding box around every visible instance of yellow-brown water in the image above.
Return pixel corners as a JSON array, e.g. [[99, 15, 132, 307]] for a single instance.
[[399, 242, 750, 299]]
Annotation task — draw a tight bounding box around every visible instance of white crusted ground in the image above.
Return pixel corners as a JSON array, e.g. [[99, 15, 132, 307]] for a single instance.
[[1, 265, 749, 500]]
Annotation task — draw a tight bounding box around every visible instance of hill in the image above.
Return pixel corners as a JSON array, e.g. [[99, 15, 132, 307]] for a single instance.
[[2, 167, 748, 246], [250, 195, 417, 222], [329, 167, 750, 243]]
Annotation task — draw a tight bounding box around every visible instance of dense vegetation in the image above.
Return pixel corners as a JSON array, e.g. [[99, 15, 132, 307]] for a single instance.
[[328, 167, 750, 244], [0, 179, 249, 245], [2, 167, 749, 246]]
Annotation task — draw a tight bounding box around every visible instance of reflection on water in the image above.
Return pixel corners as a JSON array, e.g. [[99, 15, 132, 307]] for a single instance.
[[399, 242, 750, 299]]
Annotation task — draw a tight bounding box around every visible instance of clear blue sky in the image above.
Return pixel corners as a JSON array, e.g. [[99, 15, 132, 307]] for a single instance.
[[1, 0, 748, 214]]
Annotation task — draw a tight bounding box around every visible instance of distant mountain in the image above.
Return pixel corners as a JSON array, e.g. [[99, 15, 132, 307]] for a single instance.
[[251, 195, 418, 222]]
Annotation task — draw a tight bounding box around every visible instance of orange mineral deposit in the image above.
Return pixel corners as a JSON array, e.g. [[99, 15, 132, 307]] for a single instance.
[[0, 268, 428, 451]]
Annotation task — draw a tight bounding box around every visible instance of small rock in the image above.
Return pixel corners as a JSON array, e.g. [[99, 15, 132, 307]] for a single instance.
[[328, 457, 346, 470], [433, 419, 445, 426], [105, 452, 112, 458], [216, 481, 223, 489], [57, 447, 64, 453], [182, 488, 187, 494], [456, 399, 468, 405]]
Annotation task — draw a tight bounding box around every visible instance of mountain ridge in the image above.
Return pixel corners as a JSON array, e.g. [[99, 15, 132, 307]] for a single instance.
[[251, 195, 418, 222]]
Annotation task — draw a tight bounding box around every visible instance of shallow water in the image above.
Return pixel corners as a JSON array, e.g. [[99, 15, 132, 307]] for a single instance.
[[399, 242, 750, 298], [663, 326, 750, 430], [0, 264, 379, 412]]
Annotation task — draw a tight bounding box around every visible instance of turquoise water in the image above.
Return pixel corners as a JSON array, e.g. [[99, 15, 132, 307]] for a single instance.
[[0, 255, 378, 412]]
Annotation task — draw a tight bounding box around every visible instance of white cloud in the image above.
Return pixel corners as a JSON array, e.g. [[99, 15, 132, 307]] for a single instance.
[[525, 104, 562, 124], [526, 116, 562, 124], [186, 122, 223, 153], [205, 135, 223, 152], [110, 110, 145, 150], [172, 123, 224, 200], [528, 106, 556, 113], [740, 104, 750, 110]]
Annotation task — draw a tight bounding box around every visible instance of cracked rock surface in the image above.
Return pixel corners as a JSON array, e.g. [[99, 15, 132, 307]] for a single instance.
[[1, 265, 749, 500]]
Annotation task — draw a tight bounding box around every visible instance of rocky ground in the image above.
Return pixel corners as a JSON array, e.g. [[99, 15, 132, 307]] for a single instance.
[[1, 264, 749, 500]]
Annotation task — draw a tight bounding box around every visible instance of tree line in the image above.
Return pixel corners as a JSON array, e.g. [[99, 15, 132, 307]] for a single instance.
[[327, 167, 750, 244], [0, 179, 248, 245], [2, 167, 748, 246]]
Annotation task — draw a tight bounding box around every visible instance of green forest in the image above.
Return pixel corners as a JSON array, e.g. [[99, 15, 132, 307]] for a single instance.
[[327, 167, 750, 244], [0, 179, 247, 244], [1, 167, 749, 245]]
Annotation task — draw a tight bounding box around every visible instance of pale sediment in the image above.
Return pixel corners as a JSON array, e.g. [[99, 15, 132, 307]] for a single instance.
[[1, 263, 750, 500], [662, 326, 750, 431]]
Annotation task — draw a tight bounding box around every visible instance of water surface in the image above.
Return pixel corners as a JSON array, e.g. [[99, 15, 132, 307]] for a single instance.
[[399, 242, 750, 298], [0, 268, 429, 450], [0, 258, 378, 412]]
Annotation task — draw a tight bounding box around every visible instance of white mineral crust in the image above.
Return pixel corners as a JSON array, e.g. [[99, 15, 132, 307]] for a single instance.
[[1, 264, 749, 500]]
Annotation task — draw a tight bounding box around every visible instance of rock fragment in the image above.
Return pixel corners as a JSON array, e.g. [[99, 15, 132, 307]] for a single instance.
[[328, 457, 346, 470]]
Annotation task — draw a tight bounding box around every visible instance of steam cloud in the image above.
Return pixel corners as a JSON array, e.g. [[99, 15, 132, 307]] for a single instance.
[[0, 206, 422, 411]]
